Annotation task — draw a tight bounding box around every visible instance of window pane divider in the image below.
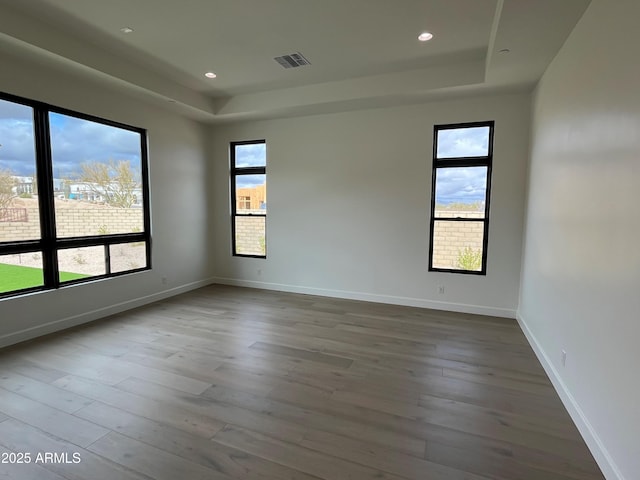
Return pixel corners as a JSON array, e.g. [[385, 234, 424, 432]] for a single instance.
[[232, 166, 265, 175], [434, 217, 486, 222], [434, 157, 490, 167]]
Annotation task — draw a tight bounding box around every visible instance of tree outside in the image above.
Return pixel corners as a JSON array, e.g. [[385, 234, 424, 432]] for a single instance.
[[0, 167, 17, 210], [74, 160, 141, 208]]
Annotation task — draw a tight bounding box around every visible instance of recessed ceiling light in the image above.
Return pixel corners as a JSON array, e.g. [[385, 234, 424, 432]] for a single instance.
[[120, 27, 134, 34], [418, 32, 434, 42], [204, 72, 217, 79]]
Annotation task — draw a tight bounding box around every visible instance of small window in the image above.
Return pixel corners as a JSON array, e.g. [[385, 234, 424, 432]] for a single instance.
[[230, 141, 266, 257], [429, 122, 494, 274]]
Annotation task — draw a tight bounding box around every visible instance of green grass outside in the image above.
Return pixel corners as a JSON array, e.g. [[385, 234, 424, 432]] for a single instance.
[[0, 263, 89, 293]]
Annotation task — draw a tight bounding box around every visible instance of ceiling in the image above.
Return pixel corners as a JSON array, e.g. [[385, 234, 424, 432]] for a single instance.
[[0, 0, 590, 123]]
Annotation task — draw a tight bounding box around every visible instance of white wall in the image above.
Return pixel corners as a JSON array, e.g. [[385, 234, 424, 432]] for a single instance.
[[211, 93, 530, 317], [0, 48, 213, 346], [519, 1, 640, 478]]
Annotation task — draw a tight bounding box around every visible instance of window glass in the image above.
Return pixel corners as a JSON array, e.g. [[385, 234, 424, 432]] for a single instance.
[[235, 143, 266, 167], [235, 175, 266, 212], [0, 253, 43, 293], [235, 216, 266, 256], [436, 126, 490, 158], [0, 99, 41, 242], [58, 245, 105, 281], [434, 167, 487, 218], [432, 221, 484, 272], [49, 112, 144, 238], [110, 242, 147, 273]]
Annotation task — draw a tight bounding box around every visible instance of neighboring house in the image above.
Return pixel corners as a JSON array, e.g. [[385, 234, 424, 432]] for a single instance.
[[12, 176, 35, 195], [11, 177, 68, 199], [236, 184, 266, 211], [61, 180, 143, 206]]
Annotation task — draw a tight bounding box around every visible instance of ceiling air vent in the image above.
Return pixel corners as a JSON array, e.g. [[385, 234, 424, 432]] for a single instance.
[[274, 52, 311, 69]]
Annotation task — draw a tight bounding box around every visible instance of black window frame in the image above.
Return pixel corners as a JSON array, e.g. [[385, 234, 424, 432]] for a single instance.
[[230, 139, 266, 258], [0, 91, 152, 299], [428, 121, 494, 275]]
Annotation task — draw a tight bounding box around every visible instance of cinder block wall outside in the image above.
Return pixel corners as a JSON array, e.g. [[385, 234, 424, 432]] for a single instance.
[[432, 210, 484, 269], [0, 206, 143, 242], [3, 206, 483, 267], [235, 211, 265, 256]]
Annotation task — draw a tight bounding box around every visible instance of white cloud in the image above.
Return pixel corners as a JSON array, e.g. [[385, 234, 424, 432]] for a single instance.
[[236, 174, 265, 189], [0, 98, 37, 175], [235, 143, 266, 167], [435, 167, 487, 204], [49, 113, 141, 178], [0, 99, 141, 177], [437, 126, 490, 158]]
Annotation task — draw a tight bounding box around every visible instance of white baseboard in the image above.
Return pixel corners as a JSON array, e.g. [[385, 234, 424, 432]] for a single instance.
[[211, 276, 516, 319], [0, 278, 215, 350], [516, 311, 623, 480]]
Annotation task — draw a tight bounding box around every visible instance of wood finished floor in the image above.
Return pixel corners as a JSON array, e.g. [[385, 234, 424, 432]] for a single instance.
[[0, 284, 604, 480]]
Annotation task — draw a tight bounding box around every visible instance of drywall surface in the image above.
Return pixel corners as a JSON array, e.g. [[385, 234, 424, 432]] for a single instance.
[[520, 0, 640, 478], [0, 47, 213, 346], [211, 93, 530, 317]]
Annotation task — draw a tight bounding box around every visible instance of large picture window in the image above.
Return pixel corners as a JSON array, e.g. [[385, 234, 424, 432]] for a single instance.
[[230, 140, 266, 257], [0, 92, 151, 297], [429, 121, 494, 274]]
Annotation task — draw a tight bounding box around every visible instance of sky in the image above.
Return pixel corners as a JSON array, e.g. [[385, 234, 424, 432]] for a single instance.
[[49, 112, 141, 179], [435, 167, 487, 205], [435, 126, 490, 204], [2, 98, 489, 204], [437, 126, 490, 158], [235, 143, 266, 189], [235, 143, 266, 168], [0, 98, 141, 178], [0, 99, 37, 175]]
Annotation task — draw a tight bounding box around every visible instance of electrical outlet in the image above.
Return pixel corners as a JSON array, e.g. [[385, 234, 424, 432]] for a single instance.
[[257, 269, 262, 276], [161, 276, 167, 285], [438, 285, 445, 294], [561, 350, 567, 367]]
